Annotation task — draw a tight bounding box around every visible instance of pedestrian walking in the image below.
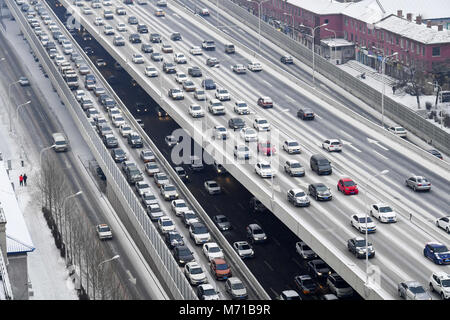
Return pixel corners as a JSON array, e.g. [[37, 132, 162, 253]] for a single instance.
[[392, 86, 396, 95], [19, 174, 23, 186], [23, 174, 28, 186]]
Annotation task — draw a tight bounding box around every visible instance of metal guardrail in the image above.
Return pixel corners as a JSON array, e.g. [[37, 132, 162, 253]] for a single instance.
[[6, 0, 196, 299], [204, 0, 450, 156]]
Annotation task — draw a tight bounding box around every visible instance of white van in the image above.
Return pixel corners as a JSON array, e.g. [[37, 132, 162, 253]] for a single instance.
[[52, 132, 69, 152]]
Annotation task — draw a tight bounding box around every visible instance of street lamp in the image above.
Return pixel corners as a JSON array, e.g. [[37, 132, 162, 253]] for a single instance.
[[11, 100, 31, 133], [364, 169, 389, 288], [62, 191, 83, 266], [96, 255, 120, 299], [380, 52, 398, 128], [283, 12, 294, 39], [324, 28, 337, 63], [428, 81, 443, 129], [8, 80, 21, 119], [247, 0, 271, 53], [300, 23, 328, 86], [39, 144, 56, 167]]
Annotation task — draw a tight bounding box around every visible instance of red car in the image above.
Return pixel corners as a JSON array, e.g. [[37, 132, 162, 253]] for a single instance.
[[257, 96, 273, 108], [337, 178, 359, 195], [210, 258, 232, 280], [257, 141, 276, 156]]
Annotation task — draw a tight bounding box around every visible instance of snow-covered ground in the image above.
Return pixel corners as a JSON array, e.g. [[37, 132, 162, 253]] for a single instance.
[[0, 18, 78, 300], [338, 60, 450, 134]]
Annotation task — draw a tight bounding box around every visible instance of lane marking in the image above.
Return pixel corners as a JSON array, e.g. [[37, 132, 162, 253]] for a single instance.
[[264, 260, 274, 272], [372, 150, 389, 160], [367, 137, 389, 151], [261, 79, 273, 88]]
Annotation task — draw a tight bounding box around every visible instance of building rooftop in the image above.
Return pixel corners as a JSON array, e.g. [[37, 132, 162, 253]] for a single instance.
[[375, 15, 450, 44], [0, 161, 34, 255], [321, 38, 355, 47]]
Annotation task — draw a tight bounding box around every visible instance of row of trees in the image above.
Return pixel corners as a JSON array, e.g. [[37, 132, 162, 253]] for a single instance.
[[38, 154, 129, 300]]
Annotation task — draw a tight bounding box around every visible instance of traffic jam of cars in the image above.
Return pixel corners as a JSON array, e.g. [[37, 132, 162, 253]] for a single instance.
[[30, 0, 449, 301]]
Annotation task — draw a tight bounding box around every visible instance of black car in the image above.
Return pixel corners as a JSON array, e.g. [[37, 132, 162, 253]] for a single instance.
[[249, 197, 268, 213], [96, 166, 106, 180], [128, 16, 138, 24], [308, 183, 332, 201], [212, 215, 231, 231], [129, 33, 141, 43], [347, 237, 375, 259], [151, 52, 163, 61], [135, 102, 149, 114], [127, 133, 143, 148], [307, 259, 331, 279], [427, 149, 443, 159], [170, 32, 182, 41], [173, 245, 194, 266], [294, 275, 317, 295], [102, 134, 118, 148], [164, 231, 185, 249], [297, 108, 315, 120], [202, 78, 216, 90], [150, 33, 161, 43], [182, 211, 198, 227], [137, 23, 148, 33], [281, 55, 294, 64], [163, 62, 176, 74], [103, 98, 116, 110], [111, 148, 127, 163], [141, 43, 153, 53], [156, 106, 169, 118], [84, 46, 94, 55], [188, 66, 202, 77], [228, 117, 245, 131], [174, 166, 188, 182]]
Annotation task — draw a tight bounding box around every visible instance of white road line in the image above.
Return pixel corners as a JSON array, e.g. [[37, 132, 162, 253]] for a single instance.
[[292, 258, 303, 268], [286, 95, 296, 103], [272, 237, 281, 247], [372, 150, 389, 160], [315, 114, 322, 119], [237, 202, 245, 210], [346, 143, 362, 153], [281, 108, 290, 113], [172, 13, 181, 19], [261, 79, 273, 88], [264, 260, 274, 272]]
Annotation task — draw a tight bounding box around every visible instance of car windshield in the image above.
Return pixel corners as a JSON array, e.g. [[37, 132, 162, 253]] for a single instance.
[[178, 247, 190, 256], [441, 279, 450, 287], [290, 162, 301, 168], [315, 263, 327, 270], [162, 220, 173, 227], [258, 119, 267, 124], [409, 285, 425, 294], [417, 178, 429, 183], [138, 183, 149, 189], [354, 239, 367, 247], [219, 89, 227, 94], [164, 185, 176, 191], [147, 163, 158, 169], [192, 105, 201, 110], [318, 160, 329, 165], [238, 146, 248, 151], [379, 206, 392, 213], [316, 185, 328, 192], [261, 164, 271, 169], [144, 194, 155, 200], [143, 151, 153, 156], [358, 217, 373, 223], [295, 191, 306, 197], [288, 141, 299, 146], [176, 202, 187, 208], [216, 127, 226, 132], [209, 182, 218, 188], [197, 90, 205, 94], [252, 228, 264, 235], [190, 267, 203, 275], [335, 279, 350, 289], [209, 247, 221, 253], [185, 212, 197, 219], [240, 244, 251, 250], [170, 233, 182, 242], [237, 103, 247, 108], [302, 244, 311, 251], [231, 282, 245, 290], [203, 288, 216, 296], [216, 263, 229, 270], [433, 245, 448, 253], [194, 225, 208, 234], [99, 226, 110, 232], [343, 180, 356, 187], [396, 127, 406, 132], [302, 279, 315, 287]]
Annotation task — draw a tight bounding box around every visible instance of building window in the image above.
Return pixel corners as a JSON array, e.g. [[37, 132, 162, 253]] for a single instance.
[[396, 37, 399, 45], [344, 17, 348, 26], [344, 30, 347, 39], [400, 39, 403, 48], [416, 44, 420, 54], [422, 46, 425, 56], [410, 42, 414, 51], [368, 28, 371, 35], [324, 19, 328, 24], [432, 47, 440, 56]]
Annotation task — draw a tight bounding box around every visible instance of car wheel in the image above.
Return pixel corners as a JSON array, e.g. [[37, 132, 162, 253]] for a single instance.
[[413, 186, 416, 191], [429, 283, 434, 292], [441, 292, 445, 300], [446, 227, 450, 234], [315, 194, 318, 201]]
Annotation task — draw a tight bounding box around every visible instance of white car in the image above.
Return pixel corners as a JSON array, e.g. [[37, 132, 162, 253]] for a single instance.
[[370, 203, 397, 223], [132, 53, 145, 64], [429, 271, 450, 300], [142, 192, 158, 207], [188, 104, 205, 118], [174, 52, 187, 64], [283, 139, 301, 154], [208, 99, 225, 115], [144, 66, 158, 77], [189, 222, 211, 245], [202, 242, 224, 261], [239, 127, 257, 142], [436, 216, 450, 233], [215, 88, 231, 101], [253, 117, 270, 131], [94, 17, 104, 26], [255, 161, 275, 178], [197, 284, 219, 300], [175, 72, 188, 84], [157, 216, 175, 233], [350, 213, 377, 233], [248, 61, 262, 71], [322, 139, 342, 152], [171, 199, 189, 216], [145, 162, 160, 176], [111, 114, 125, 127], [194, 89, 206, 101], [287, 188, 310, 207], [204, 180, 221, 195], [82, 7, 93, 15], [184, 262, 208, 286], [103, 25, 114, 35], [54, 55, 65, 66], [116, 23, 126, 32], [75, 90, 85, 102], [225, 277, 248, 300], [398, 281, 432, 300], [135, 181, 151, 197], [296, 241, 317, 260], [165, 135, 178, 147], [96, 224, 112, 240], [284, 160, 305, 177], [213, 125, 228, 140], [160, 184, 179, 201], [189, 46, 203, 55], [388, 126, 407, 138], [234, 101, 250, 115], [234, 144, 250, 159], [108, 107, 121, 118], [233, 241, 254, 259], [103, 0, 112, 5], [119, 124, 132, 137], [91, 1, 101, 9], [182, 210, 200, 227]]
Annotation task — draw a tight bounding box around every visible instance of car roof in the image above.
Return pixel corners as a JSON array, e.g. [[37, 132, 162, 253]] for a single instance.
[[98, 224, 109, 228], [427, 242, 446, 248], [282, 290, 299, 297], [234, 241, 248, 246], [212, 257, 226, 264], [290, 188, 304, 193], [296, 274, 312, 280], [227, 277, 242, 284], [433, 271, 450, 280]]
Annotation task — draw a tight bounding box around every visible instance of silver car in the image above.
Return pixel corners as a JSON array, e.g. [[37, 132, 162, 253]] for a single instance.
[[398, 281, 432, 300], [284, 160, 305, 177], [204, 180, 221, 195], [225, 277, 248, 300], [405, 175, 431, 191]]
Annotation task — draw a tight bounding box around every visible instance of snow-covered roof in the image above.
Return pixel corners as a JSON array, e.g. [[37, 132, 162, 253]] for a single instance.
[[375, 15, 450, 44], [341, 0, 389, 24], [286, 0, 348, 15], [321, 38, 355, 47], [0, 161, 34, 255]]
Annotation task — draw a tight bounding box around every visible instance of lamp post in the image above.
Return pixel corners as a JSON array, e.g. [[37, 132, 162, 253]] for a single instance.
[[39, 144, 56, 167], [300, 23, 328, 86], [324, 28, 337, 63], [11, 100, 31, 133], [62, 191, 82, 266], [96, 255, 120, 299], [8, 80, 21, 121], [247, 0, 271, 53], [428, 81, 443, 129], [380, 52, 398, 129], [283, 12, 294, 39], [364, 169, 389, 288]]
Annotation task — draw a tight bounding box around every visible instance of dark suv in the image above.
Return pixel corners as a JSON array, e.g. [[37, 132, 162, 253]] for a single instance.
[[111, 148, 127, 163], [188, 66, 202, 77], [170, 32, 182, 41], [137, 23, 148, 33], [297, 107, 315, 120], [150, 33, 161, 43], [173, 245, 194, 266], [129, 33, 141, 43], [202, 78, 216, 90], [308, 183, 332, 201], [281, 55, 294, 64]]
